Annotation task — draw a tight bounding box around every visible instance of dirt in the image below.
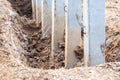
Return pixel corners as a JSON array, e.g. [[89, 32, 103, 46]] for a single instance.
[[0, 62, 120, 80], [19, 18, 65, 69], [7, 0, 32, 18], [6, 0, 65, 69], [3, 0, 120, 69], [105, 0, 120, 62], [0, 0, 120, 79]]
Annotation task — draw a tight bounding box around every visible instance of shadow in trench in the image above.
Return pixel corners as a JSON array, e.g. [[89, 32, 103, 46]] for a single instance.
[[7, 0, 32, 18]]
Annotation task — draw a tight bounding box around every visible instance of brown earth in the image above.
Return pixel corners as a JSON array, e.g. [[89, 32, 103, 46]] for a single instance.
[[7, 0, 32, 18], [0, 0, 119, 80], [105, 0, 120, 62], [6, 0, 65, 69]]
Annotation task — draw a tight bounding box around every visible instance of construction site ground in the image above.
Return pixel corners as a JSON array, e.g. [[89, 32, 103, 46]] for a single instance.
[[0, 0, 120, 80]]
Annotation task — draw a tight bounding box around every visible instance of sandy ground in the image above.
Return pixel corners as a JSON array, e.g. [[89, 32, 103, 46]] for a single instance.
[[105, 0, 120, 62], [0, 0, 119, 80]]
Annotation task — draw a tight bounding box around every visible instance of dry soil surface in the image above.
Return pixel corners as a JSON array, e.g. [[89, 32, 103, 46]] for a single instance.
[[0, 0, 120, 80]]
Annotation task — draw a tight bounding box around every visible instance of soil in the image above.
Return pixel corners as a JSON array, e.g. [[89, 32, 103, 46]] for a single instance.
[[105, 0, 120, 62], [0, 0, 119, 79], [7, 0, 32, 18], [6, 0, 66, 69]]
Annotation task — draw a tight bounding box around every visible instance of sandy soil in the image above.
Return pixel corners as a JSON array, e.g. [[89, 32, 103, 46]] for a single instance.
[[0, 0, 119, 80], [105, 0, 120, 62]]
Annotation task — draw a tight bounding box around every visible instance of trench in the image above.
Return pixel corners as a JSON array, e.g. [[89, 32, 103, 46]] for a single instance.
[[7, 0, 73, 69], [8, 0, 120, 69]]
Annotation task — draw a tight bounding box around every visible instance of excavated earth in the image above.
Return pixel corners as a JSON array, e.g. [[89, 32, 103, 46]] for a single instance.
[[0, 0, 120, 80]]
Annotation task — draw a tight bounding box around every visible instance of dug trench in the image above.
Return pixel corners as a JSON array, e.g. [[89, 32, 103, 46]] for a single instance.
[[6, 0, 120, 69], [7, 0, 84, 69]]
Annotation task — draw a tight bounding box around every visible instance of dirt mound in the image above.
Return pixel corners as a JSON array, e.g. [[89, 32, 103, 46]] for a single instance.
[[0, 62, 120, 80], [105, 0, 120, 62]]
